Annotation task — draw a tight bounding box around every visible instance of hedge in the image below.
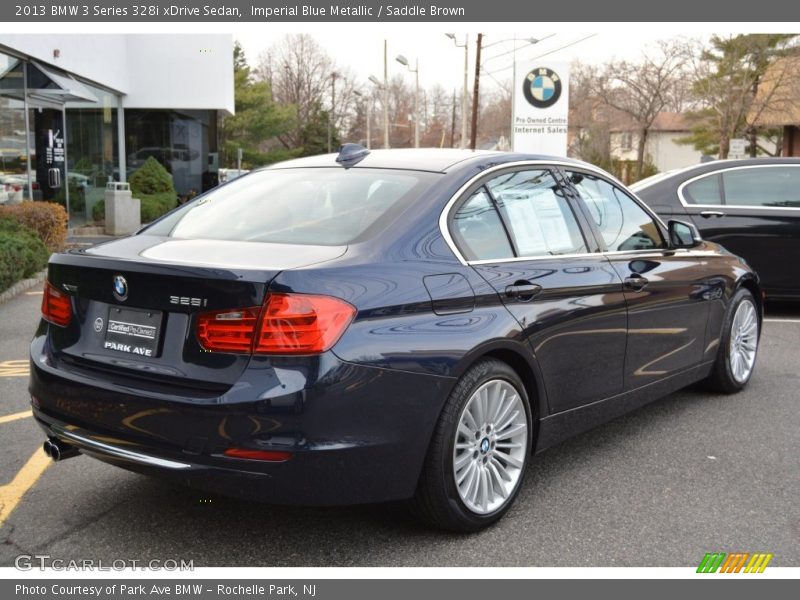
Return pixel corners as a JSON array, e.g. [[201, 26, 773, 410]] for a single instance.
[[0, 201, 68, 252], [92, 157, 178, 224], [130, 156, 175, 195], [0, 218, 50, 293]]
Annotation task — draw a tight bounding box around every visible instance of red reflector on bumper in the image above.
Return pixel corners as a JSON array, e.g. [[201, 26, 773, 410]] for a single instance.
[[223, 448, 292, 462]]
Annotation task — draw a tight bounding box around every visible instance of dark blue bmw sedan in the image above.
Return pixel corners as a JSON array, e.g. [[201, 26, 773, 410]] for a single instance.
[[31, 146, 761, 531]]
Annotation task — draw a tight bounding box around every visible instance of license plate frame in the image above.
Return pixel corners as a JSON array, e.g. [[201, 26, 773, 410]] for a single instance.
[[104, 306, 163, 358]]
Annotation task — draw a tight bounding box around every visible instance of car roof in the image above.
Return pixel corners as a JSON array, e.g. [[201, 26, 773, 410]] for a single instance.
[[633, 157, 800, 190], [261, 148, 590, 174]]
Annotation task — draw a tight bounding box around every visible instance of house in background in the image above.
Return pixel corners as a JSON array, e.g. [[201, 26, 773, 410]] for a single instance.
[[752, 54, 800, 157], [608, 111, 703, 181], [568, 102, 705, 184]]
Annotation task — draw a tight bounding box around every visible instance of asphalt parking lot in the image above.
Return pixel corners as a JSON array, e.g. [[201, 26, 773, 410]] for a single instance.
[[0, 289, 798, 568]]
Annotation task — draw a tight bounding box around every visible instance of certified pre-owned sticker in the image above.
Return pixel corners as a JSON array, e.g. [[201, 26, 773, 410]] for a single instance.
[[104, 319, 157, 356], [107, 319, 156, 339]]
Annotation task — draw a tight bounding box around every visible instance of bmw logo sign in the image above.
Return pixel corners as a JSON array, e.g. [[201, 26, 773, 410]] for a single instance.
[[93, 317, 104, 333], [523, 67, 562, 109], [112, 275, 128, 302]]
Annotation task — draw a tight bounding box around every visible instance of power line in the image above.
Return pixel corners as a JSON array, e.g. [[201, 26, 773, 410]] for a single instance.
[[485, 34, 599, 76]]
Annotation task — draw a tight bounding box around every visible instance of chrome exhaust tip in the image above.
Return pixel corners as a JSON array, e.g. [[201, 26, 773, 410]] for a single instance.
[[46, 438, 80, 462]]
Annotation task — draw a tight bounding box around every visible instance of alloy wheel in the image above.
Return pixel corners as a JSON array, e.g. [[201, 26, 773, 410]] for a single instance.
[[729, 299, 758, 384], [452, 379, 528, 515]]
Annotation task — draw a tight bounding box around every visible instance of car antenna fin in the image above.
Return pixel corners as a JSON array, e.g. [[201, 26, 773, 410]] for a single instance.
[[335, 143, 370, 169]]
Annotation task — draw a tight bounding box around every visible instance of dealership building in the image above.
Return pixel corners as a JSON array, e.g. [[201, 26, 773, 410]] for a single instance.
[[0, 34, 234, 225]]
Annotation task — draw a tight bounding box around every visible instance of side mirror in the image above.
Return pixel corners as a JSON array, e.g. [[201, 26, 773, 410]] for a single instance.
[[668, 219, 702, 249]]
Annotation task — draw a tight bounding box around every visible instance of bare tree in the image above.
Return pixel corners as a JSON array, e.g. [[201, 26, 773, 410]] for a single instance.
[[568, 62, 614, 169], [593, 40, 688, 178], [256, 34, 359, 151], [476, 83, 512, 148]]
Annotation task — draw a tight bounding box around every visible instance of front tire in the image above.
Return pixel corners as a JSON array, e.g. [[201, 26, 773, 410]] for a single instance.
[[410, 358, 532, 532], [704, 288, 759, 394]]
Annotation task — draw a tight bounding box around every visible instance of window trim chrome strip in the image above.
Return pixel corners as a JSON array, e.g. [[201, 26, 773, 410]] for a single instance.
[[438, 159, 671, 266], [676, 163, 800, 211]]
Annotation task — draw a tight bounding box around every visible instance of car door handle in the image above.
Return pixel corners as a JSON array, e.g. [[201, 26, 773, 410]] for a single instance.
[[624, 275, 649, 291], [505, 282, 542, 300], [699, 210, 726, 218]]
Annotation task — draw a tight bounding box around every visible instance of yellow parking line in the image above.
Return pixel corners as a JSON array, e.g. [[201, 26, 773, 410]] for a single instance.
[[0, 360, 30, 377], [0, 448, 51, 527], [0, 411, 31, 425]]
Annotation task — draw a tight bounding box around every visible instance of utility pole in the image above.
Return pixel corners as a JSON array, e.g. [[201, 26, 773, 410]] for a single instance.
[[470, 33, 483, 151], [327, 71, 337, 153], [450, 88, 457, 148], [366, 99, 371, 149], [383, 40, 390, 149], [462, 34, 469, 148], [413, 58, 419, 148]]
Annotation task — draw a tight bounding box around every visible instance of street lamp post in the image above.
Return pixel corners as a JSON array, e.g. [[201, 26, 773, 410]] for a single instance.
[[396, 54, 419, 148], [445, 33, 469, 149], [383, 40, 390, 148], [353, 89, 372, 149], [368, 74, 386, 149], [327, 71, 338, 153]]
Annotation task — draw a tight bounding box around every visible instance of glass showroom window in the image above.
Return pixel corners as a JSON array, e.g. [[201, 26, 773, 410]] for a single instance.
[[65, 83, 120, 225], [125, 109, 218, 200], [0, 51, 31, 205]]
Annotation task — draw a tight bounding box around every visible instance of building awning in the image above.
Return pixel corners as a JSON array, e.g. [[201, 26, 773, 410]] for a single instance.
[[0, 59, 98, 104]]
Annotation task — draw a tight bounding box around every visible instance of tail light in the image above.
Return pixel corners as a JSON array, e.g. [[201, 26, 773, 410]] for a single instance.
[[197, 307, 259, 353], [41, 281, 72, 327], [196, 293, 355, 355]]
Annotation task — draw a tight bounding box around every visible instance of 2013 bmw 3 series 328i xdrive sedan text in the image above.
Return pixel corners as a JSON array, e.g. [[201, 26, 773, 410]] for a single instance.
[[31, 146, 762, 531]]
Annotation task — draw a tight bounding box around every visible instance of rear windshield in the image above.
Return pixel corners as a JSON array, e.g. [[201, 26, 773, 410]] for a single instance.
[[145, 168, 438, 245]]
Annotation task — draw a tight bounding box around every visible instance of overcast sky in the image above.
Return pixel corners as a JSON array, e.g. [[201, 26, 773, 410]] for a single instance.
[[235, 30, 701, 93]]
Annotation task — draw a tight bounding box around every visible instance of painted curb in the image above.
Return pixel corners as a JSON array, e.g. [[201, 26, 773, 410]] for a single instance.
[[0, 269, 47, 306]]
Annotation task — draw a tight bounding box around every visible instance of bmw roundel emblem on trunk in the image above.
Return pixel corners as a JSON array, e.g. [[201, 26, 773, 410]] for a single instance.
[[112, 275, 128, 301]]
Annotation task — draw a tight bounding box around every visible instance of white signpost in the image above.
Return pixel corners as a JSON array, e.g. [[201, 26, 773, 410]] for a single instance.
[[511, 61, 570, 156], [729, 138, 747, 159]]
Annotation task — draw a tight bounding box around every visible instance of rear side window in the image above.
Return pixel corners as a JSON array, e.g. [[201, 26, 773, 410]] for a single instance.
[[451, 189, 515, 261], [146, 168, 437, 245], [722, 166, 800, 208], [683, 174, 723, 205], [568, 171, 666, 251]]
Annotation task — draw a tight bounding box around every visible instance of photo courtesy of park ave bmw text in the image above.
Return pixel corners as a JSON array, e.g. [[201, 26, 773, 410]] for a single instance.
[[0, 0, 798, 596]]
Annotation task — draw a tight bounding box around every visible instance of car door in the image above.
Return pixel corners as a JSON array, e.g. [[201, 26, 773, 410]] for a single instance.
[[449, 166, 628, 414], [563, 168, 710, 391], [678, 164, 800, 298]]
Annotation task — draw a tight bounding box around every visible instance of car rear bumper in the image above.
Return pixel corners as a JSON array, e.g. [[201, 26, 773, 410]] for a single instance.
[[30, 335, 454, 506]]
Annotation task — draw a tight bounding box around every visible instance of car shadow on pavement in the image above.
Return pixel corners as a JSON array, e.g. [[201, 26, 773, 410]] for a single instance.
[[5, 382, 752, 567]]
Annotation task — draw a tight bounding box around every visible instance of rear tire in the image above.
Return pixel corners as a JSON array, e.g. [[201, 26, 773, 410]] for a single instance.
[[410, 358, 532, 532], [704, 288, 759, 394]]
